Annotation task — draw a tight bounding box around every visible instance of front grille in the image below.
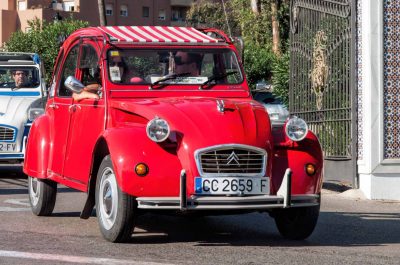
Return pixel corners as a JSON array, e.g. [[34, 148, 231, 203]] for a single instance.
[[0, 126, 16, 141], [196, 145, 266, 176]]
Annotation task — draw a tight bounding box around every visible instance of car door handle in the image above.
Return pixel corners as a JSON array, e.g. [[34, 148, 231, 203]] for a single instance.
[[69, 105, 81, 113], [48, 104, 58, 110]]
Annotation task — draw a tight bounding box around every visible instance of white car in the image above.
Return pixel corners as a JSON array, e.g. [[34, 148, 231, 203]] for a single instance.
[[253, 83, 289, 126], [0, 52, 46, 164]]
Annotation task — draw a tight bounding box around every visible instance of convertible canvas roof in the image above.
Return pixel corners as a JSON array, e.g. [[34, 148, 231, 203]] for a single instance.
[[98, 26, 219, 44]]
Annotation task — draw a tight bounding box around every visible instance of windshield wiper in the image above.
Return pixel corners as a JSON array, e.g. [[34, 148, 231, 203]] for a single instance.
[[200, 71, 238, 89], [150, 72, 191, 88]]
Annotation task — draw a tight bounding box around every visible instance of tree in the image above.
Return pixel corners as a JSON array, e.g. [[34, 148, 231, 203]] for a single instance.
[[186, 0, 290, 92], [98, 0, 107, 26], [4, 18, 89, 83], [271, 0, 281, 56]]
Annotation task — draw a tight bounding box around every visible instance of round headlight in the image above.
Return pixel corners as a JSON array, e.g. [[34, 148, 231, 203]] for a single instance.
[[285, 116, 308, 142], [146, 118, 170, 142]]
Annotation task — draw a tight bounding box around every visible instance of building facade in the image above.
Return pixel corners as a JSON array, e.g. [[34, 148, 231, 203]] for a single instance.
[[0, 0, 195, 44], [357, 0, 400, 200]]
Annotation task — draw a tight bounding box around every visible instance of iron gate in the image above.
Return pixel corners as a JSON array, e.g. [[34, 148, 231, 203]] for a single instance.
[[289, 0, 357, 184]]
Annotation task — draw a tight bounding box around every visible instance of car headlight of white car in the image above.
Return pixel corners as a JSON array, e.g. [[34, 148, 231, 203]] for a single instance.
[[28, 108, 45, 121], [285, 116, 308, 142], [146, 118, 170, 142]]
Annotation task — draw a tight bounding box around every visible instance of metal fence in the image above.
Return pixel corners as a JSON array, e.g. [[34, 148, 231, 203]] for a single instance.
[[289, 0, 355, 160]]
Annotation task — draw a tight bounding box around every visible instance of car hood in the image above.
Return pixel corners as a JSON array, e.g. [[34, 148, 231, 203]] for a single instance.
[[0, 96, 35, 125], [110, 97, 272, 150]]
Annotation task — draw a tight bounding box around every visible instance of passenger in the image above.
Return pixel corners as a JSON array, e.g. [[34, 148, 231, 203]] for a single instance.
[[174, 52, 202, 76], [109, 53, 144, 84]]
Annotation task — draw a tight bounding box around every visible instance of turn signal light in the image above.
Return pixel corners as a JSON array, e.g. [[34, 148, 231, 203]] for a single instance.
[[135, 163, 149, 176], [305, 163, 316, 176]]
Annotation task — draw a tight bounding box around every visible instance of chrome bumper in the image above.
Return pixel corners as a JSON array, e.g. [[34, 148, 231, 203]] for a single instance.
[[136, 169, 320, 210]]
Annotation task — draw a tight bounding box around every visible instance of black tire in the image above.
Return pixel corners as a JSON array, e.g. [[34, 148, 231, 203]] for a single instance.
[[28, 176, 57, 216], [95, 155, 136, 243], [274, 205, 320, 240]]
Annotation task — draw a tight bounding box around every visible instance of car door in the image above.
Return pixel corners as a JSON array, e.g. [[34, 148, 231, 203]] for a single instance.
[[62, 41, 106, 186], [47, 44, 79, 179]]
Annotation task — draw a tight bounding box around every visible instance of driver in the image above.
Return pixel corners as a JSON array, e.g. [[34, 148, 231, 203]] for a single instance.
[[12, 70, 30, 88]]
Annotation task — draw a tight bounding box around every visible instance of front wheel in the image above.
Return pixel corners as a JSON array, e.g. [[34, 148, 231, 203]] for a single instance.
[[95, 155, 136, 243], [28, 176, 57, 216], [273, 205, 320, 240]]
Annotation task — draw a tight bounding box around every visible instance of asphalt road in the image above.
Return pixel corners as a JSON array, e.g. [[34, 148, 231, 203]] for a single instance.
[[0, 166, 399, 265]]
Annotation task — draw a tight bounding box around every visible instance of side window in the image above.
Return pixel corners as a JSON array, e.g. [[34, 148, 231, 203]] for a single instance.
[[58, 45, 79, 97], [80, 44, 100, 86], [48, 50, 64, 98]]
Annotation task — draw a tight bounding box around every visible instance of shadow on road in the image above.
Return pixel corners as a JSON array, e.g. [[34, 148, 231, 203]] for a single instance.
[[128, 211, 400, 247]]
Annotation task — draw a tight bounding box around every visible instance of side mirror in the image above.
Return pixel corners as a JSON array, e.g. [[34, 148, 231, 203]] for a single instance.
[[64, 76, 84, 94]]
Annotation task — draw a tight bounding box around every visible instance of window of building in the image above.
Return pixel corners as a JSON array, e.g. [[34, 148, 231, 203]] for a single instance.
[[171, 7, 186, 21], [18, 1, 27, 11], [120, 5, 128, 17], [142, 6, 149, 18], [63, 1, 75, 11], [158, 9, 166, 20], [106, 4, 113, 16]]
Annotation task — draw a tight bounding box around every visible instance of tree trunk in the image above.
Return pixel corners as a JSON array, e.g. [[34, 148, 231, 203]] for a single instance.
[[271, 0, 281, 56], [98, 0, 107, 26], [251, 0, 260, 15]]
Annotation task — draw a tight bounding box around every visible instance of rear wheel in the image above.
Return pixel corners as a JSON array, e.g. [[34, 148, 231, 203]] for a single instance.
[[273, 205, 320, 240], [28, 176, 57, 216], [95, 155, 136, 243]]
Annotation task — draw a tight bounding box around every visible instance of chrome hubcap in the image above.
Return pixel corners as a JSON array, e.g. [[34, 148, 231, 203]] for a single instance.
[[29, 177, 40, 206], [99, 167, 118, 230]]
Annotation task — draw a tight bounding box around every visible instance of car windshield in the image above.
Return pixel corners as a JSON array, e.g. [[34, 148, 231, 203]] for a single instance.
[[0, 66, 40, 89], [107, 48, 243, 86]]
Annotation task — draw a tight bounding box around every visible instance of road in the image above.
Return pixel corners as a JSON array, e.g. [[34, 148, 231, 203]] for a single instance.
[[0, 167, 399, 265]]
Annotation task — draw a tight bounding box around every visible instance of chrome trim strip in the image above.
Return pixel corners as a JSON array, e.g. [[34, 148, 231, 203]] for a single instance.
[[194, 144, 267, 177]]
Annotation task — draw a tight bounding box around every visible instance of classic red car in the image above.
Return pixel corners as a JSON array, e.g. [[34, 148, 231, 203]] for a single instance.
[[24, 26, 323, 242]]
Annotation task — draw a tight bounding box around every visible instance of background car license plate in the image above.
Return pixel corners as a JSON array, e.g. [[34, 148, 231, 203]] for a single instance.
[[195, 177, 269, 195], [0, 143, 17, 152]]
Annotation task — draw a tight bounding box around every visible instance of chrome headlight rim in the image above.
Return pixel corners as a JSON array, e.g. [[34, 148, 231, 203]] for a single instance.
[[285, 116, 308, 142], [146, 118, 170, 143]]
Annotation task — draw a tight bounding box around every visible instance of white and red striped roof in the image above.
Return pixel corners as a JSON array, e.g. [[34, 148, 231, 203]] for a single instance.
[[98, 26, 219, 44]]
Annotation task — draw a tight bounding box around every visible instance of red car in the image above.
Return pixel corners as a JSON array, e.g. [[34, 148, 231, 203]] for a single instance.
[[24, 26, 323, 242]]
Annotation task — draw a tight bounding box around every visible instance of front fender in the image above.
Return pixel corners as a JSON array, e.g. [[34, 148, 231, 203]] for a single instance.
[[272, 127, 323, 195], [23, 114, 50, 178], [103, 126, 182, 197]]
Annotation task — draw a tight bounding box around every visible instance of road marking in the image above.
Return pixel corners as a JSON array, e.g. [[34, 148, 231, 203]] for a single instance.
[[0, 250, 175, 265], [0, 207, 30, 212], [4, 198, 30, 207]]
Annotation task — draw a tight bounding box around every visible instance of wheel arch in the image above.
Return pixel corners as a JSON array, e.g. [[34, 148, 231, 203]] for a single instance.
[[80, 136, 110, 219]]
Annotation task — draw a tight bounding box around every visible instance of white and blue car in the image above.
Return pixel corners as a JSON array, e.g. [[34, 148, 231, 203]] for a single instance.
[[0, 53, 46, 164]]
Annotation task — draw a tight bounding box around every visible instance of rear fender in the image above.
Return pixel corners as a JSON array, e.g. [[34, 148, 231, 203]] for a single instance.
[[272, 126, 323, 195], [23, 115, 50, 178], [103, 127, 182, 197]]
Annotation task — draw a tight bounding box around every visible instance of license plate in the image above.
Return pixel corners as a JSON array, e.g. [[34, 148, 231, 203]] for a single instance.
[[195, 177, 269, 195], [0, 142, 17, 152]]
